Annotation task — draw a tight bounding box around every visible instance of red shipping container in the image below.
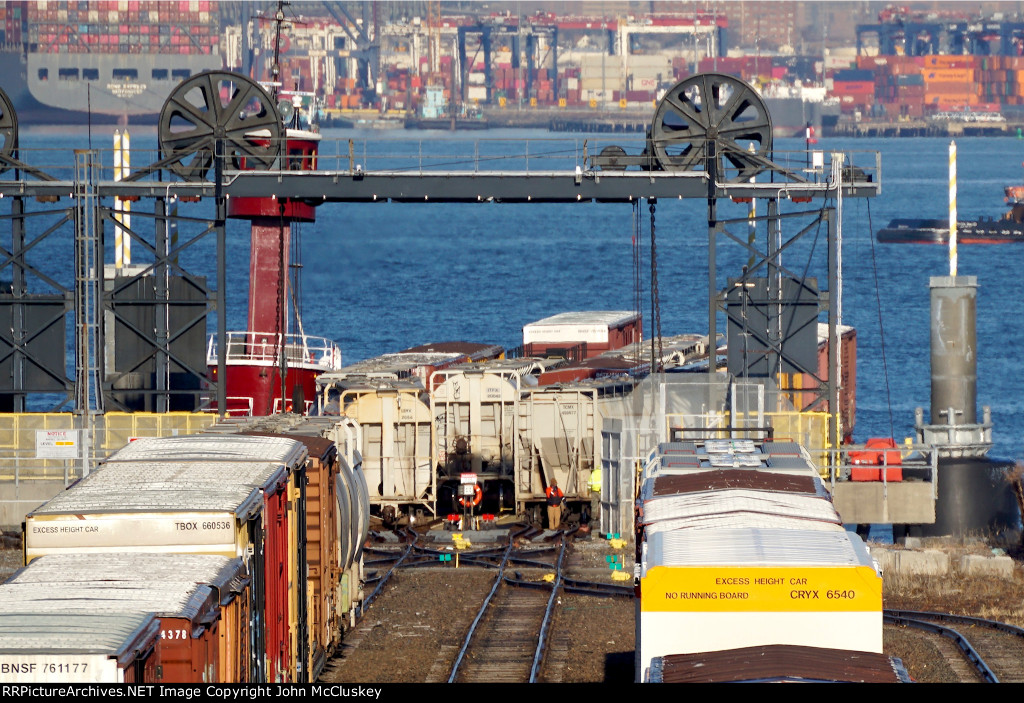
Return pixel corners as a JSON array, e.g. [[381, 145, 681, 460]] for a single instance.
[[831, 80, 875, 96]]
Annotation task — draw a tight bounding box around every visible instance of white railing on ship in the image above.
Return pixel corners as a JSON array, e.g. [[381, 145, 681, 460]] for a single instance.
[[206, 332, 341, 369]]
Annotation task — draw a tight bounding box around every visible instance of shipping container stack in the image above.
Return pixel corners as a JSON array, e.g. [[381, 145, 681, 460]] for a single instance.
[[0, 1, 28, 48], [829, 53, 1024, 121], [829, 67, 876, 117], [26, 0, 219, 55]]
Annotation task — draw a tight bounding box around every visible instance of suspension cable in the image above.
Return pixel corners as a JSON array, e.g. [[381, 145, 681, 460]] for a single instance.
[[632, 200, 642, 348], [865, 199, 895, 438], [273, 203, 287, 414], [649, 199, 663, 372]]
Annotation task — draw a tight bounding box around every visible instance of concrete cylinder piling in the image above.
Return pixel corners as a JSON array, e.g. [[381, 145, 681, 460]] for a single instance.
[[929, 275, 977, 426]]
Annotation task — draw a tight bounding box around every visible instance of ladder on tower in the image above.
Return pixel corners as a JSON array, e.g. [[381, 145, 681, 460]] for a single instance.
[[73, 149, 104, 474]]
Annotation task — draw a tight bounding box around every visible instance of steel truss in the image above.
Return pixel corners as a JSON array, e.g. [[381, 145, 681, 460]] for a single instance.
[[0, 74, 879, 453], [0, 167, 223, 416]]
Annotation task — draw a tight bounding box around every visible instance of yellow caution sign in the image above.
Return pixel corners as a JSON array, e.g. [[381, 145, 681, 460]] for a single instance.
[[619, 98, 627, 108], [589, 99, 597, 108], [640, 566, 882, 613], [530, 97, 537, 107], [558, 98, 566, 107], [498, 96, 507, 107]]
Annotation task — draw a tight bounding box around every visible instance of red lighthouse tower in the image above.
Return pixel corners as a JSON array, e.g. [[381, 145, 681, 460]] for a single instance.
[[211, 93, 340, 416], [206, 8, 340, 416]]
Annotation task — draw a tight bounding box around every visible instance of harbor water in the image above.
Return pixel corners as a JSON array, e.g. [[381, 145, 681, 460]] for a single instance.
[[13, 126, 1024, 461]]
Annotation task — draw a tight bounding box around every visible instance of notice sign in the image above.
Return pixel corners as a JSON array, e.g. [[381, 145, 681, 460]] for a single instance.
[[36, 430, 80, 459]]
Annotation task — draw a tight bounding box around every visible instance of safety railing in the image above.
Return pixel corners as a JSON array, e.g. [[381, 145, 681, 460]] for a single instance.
[[666, 410, 831, 449], [206, 331, 342, 369], [0, 412, 218, 484], [815, 444, 938, 502], [1, 139, 883, 188]]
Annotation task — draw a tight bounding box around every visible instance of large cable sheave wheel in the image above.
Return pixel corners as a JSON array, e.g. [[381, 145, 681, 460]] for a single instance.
[[158, 71, 281, 181], [0, 86, 18, 174], [648, 73, 772, 182]]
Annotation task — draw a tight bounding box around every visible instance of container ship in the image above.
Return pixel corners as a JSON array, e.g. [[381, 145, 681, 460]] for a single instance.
[[0, 0, 221, 125]]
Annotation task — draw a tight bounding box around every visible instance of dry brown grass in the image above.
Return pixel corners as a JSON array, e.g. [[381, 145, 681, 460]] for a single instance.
[[882, 542, 1024, 627]]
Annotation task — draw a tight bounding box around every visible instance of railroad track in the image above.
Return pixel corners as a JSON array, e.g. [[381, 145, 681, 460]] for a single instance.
[[329, 525, 634, 684], [447, 535, 566, 683], [885, 609, 1024, 683]]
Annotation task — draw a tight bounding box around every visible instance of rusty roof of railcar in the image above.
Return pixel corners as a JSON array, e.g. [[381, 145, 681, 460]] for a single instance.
[[400, 341, 504, 360], [650, 471, 820, 496], [650, 645, 906, 683], [244, 431, 336, 462]]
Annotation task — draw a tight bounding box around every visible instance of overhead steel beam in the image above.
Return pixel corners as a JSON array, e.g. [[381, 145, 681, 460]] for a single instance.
[[0, 168, 880, 204]]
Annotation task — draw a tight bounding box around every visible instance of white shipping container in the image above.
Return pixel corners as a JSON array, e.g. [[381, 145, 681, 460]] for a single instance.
[[0, 613, 160, 683], [466, 85, 488, 101], [580, 67, 623, 81], [637, 528, 883, 676], [0, 653, 120, 683], [580, 77, 618, 91], [26, 512, 239, 556], [638, 611, 882, 675], [523, 311, 636, 345], [629, 55, 671, 70], [581, 89, 614, 102]]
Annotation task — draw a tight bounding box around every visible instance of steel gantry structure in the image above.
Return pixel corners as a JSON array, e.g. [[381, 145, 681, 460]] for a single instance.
[[0, 72, 879, 455]]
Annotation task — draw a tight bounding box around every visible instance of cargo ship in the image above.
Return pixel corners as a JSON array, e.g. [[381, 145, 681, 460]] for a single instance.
[[0, 0, 221, 125], [760, 82, 840, 139], [404, 85, 489, 131]]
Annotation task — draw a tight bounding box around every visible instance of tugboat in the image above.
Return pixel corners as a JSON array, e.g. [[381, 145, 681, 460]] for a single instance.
[[207, 4, 341, 416], [877, 181, 1024, 244]]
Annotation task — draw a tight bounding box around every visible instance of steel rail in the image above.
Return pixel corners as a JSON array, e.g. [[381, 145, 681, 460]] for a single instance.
[[529, 536, 567, 683], [357, 536, 417, 618], [562, 577, 633, 598], [885, 609, 1024, 639], [884, 611, 999, 683]]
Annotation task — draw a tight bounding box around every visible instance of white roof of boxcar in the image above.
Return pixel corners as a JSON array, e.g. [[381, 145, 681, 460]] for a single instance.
[[644, 441, 822, 480], [642, 514, 847, 534], [82, 460, 287, 488], [643, 528, 874, 572], [12, 553, 238, 587], [0, 613, 159, 655], [31, 483, 262, 516], [639, 490, 841, 526], [0, 581, 216, 617], [105, 434, 306, 467], [28, 458, 286, 516], [525, 311, 638, 328], [644, 460, 822, 481], [321, 352, 463, 378]]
